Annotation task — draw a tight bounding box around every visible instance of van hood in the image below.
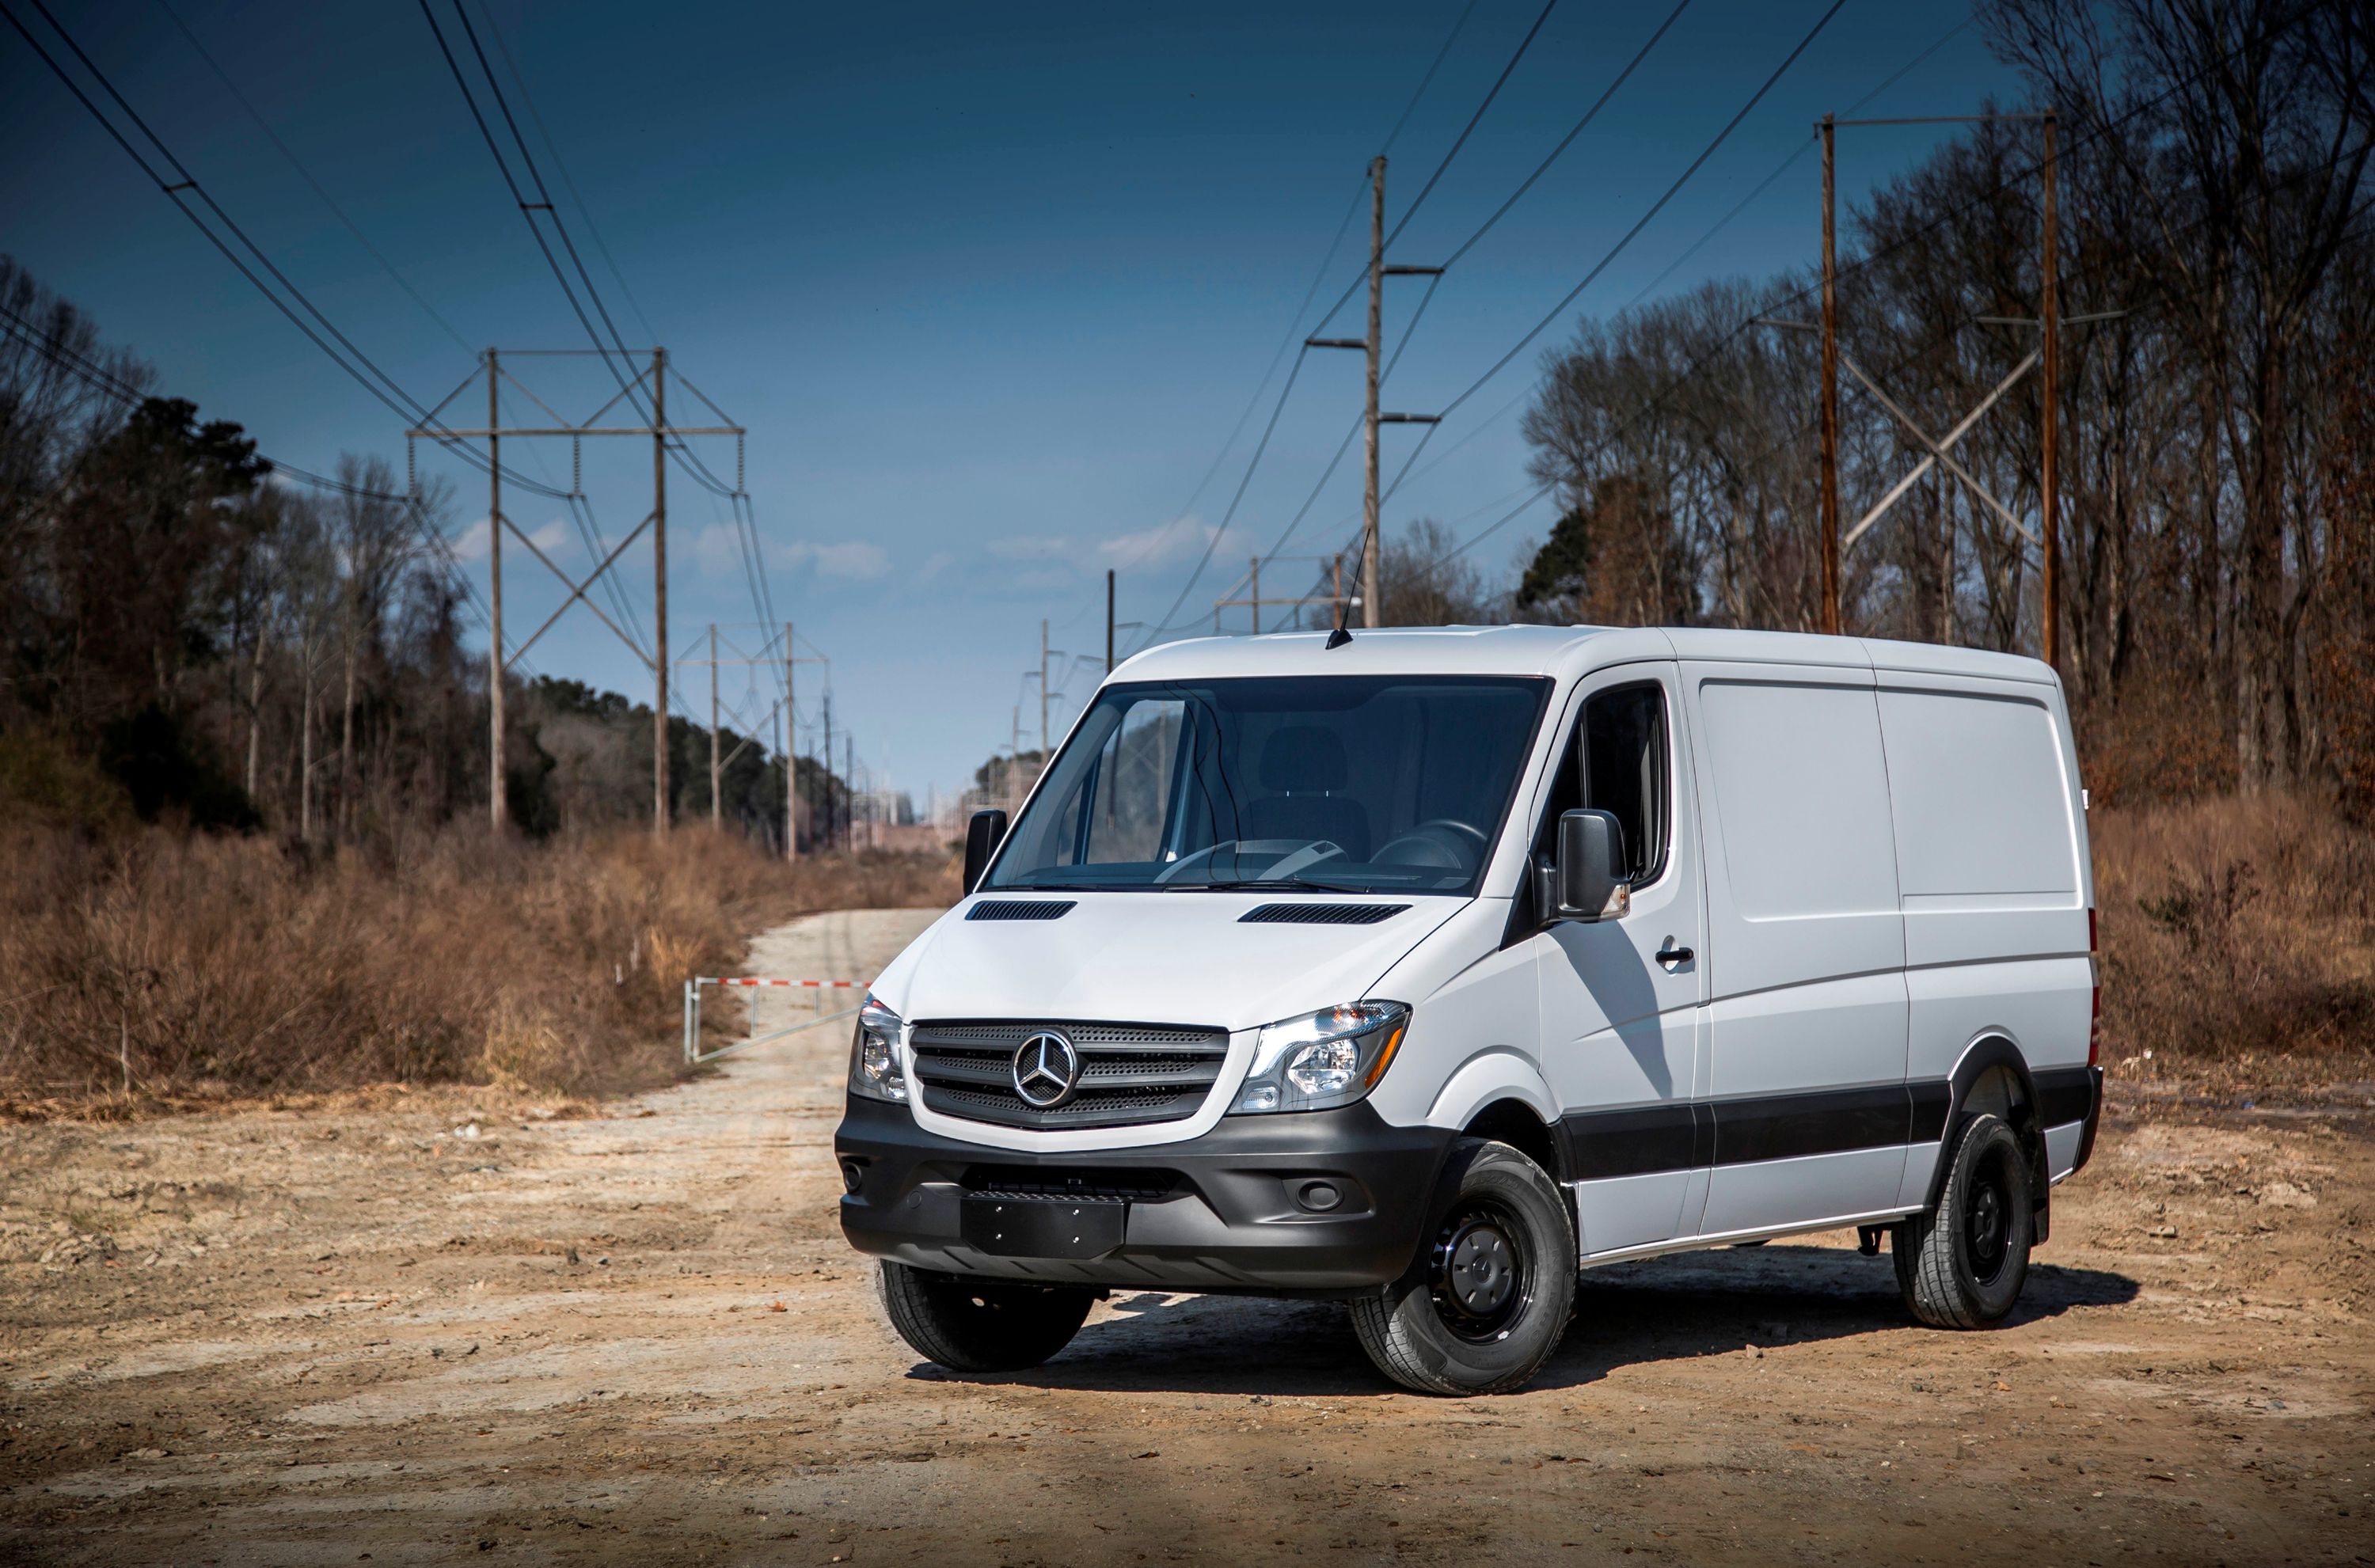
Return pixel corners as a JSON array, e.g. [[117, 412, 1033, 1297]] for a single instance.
[[873, 893, 1465, 1034]]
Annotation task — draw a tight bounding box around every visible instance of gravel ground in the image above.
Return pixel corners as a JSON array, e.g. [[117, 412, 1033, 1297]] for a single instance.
[[2, 905, 2370, 1566]]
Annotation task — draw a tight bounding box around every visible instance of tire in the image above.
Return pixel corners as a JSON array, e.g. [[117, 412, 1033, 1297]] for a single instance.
[[875, 1262, 1094, 1373], [1894, 1112, 2033, 1329], [1350, 1138, 1575, 1395]]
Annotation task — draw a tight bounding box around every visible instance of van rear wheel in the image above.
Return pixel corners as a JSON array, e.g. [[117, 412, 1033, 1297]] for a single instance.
[[1894, 1112, 2033, 1329], [876, 1262, 1094, 1372], [1350, 1138, 1575, 1395]]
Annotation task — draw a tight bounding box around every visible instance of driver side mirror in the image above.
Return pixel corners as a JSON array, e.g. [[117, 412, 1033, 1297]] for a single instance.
[[963, 809, 1008, 895], [1552, 808, 1631, 921]]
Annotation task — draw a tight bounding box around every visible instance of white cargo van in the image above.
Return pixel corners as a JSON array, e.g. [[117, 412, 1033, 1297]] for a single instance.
[[837, 626, 2102, 1395]]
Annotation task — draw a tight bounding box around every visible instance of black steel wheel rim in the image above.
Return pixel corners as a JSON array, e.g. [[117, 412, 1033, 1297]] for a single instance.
[[1428, 1198, 1533, 1343], [1962, 1145, 2014, 1285]]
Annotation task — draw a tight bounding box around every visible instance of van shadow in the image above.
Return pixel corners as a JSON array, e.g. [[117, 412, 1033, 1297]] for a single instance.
[[902, 1245, 2138, 1398]]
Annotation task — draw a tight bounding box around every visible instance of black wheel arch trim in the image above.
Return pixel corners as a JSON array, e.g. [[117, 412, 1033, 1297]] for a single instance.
[[1923, 1035, 2062, 1217]]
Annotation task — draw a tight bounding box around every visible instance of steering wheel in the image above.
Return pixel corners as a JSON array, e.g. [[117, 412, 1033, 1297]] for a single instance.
[[1374, 818, 1490, 872]]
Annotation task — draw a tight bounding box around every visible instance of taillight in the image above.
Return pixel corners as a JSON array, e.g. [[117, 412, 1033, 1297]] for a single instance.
[[2087, 907, 2102, 1068]]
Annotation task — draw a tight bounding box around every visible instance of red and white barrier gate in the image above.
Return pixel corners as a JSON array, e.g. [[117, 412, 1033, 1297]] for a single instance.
[[682, 976, 864, 1065]]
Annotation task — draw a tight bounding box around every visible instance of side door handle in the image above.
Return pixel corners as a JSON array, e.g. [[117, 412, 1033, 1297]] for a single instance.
[[1656, 940, 1694, 968]]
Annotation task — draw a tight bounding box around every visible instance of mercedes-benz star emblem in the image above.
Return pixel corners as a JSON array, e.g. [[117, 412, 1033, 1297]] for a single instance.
[[1011, 1031, 1079, 1109]]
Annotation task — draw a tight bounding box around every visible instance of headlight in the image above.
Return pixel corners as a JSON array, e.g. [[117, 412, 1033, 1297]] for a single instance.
[[847, 995, 908, 1103], [1230, 1000, 1408, 1114]]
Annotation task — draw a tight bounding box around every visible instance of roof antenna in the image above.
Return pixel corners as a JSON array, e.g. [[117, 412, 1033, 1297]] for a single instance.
[[1324, 587, 1353, 650]]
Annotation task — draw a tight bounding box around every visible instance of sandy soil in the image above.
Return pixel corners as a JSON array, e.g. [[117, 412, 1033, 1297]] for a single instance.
[[3, 905, 2371, 1566]]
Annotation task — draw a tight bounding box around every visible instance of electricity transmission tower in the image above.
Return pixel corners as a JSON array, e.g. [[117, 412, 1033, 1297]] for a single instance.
[[1799, 109, 2080, 663], [676, 623, 828, 860], [407, 347, 746, 833], [1214, 552, 1351, 632]]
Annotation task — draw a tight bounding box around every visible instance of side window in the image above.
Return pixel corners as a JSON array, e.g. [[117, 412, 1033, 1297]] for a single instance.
[[1583, 685, 1668, 886], [1537, 682, 1670, 887]]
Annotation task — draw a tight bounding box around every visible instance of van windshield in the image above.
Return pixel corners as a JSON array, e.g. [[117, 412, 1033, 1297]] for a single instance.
[[984, 674, 1548, 896]]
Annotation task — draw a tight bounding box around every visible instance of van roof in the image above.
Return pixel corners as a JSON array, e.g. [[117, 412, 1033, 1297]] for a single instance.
[[1108, 625, 2056, 687]]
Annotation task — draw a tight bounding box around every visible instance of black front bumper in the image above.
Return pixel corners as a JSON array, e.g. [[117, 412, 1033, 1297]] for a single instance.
[[834, 1096, 1456, 1295]]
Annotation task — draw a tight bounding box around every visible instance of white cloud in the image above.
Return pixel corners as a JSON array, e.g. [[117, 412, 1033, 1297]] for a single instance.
[[773, 538, 892, 580], [450, 515, 573, 565], [692, 521, 746, 575], [1096, 513, 1235, 568], [985, 534, 1074, 561]]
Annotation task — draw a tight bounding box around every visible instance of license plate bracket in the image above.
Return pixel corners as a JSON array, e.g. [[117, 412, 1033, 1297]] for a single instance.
[[960, 1194, 1127, 1259]]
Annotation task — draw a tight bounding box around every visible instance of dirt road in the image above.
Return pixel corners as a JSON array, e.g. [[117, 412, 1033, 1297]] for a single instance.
[[4, 907, 2371, 1565]]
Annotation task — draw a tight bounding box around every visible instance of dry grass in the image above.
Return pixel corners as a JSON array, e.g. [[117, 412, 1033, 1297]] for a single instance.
[[7, 794, 2366, 1116], [0, 823, 956, 1112], [2093, 792, 2375, 1078]]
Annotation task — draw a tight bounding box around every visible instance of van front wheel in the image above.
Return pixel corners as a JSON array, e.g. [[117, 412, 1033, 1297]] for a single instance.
[[1894, 1112, 2033, 1329], [876, 1262, 1094, 1372], [1351, 1138, 1575, 1395]]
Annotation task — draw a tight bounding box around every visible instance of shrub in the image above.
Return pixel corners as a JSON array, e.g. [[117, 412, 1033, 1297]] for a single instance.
[[2093, 792, 2375, 1065], [0, 823, 955, 1107]]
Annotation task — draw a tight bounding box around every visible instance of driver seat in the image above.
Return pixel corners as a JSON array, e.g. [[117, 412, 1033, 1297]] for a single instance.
[[1245, 727, 1371, 861]]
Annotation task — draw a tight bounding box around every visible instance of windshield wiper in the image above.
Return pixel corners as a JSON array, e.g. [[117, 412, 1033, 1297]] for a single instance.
[[1167, 875, 1375, 894]]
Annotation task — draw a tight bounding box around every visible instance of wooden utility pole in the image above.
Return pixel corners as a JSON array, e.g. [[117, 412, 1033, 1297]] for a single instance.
[[1818, 114, 1841, 636], [1039, 618, 1051, 756], [652, 347, 669, 836], [1362, 154, 1385, 629], [821, 688, 834, 850], [1249, 557, 1261, 635], [1105, 569, 1115, 673], [785, 621, 797, 863], [2039, 108, 2062, 673], [708, 621, 720, 827], [1300, 156, 1439, 635], [798, 622, 808, 864], [486, 347, 505, 827]]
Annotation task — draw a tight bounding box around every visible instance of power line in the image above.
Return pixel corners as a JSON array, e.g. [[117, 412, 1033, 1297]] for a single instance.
[[1423, 46, 2369, 579], [1380, 0, 1481, 158], [431, 0, 741, 514], [1112, 0, 1489, 586], [1, 0, 572, 505], [470, 0, 660, 347], [1127, 4, 1561, 650], [1210, 0, 1833, 629], [1230, 0, 1697, 587], [1167, 0, 1709, 640], [1107, 174, 1366, 579], [1436, 0, 1693, 275], [1382, 0, 1560, 254], [1360, 16, 1974, 518], [0, 299, 534, 676], [417, 0, 781, 678], [1308, 0, 1565, 335], [151, 0, 474, 355], [1423, 0, 1850, 431]]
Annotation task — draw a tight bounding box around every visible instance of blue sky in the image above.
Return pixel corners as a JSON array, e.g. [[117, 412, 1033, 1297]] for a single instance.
[[1, 1, 2025, 803]]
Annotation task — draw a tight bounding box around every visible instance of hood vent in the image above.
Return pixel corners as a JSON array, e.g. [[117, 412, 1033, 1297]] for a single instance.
[[966, 899, 1077, 922], [1239, 902, 1411, 926]]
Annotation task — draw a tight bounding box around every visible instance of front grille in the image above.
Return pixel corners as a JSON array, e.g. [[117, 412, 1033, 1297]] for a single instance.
[[961, 1166, 1180, 1202], [910, 1019, 1229, 1129], [1239, 902, 1411, 925]]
